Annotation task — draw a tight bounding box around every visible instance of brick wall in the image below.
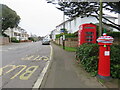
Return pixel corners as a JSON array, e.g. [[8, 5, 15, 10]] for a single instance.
[[65, 38, 78, 47], [0, 37, 10, 45]]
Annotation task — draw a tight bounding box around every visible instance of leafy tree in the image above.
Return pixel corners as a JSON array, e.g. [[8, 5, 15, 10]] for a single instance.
[[46, 1, 120, 31], [28, 37, 35, 41], [0, 4, 20, 35]]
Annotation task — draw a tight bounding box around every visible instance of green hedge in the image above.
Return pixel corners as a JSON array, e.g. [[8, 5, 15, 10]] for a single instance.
[[11, 37, 20, 43], [110, 45, 120, 78], [28, 37, 35, 41], [107, 32, 120, 38], [76, 43, 120, 78], [56, 33, 77, 39], [56, 34, 63, 39], [65, 33, 77, 38]]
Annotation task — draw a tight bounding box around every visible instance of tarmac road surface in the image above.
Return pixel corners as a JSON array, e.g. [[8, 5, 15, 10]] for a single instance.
[[0, 41, 52, 88]]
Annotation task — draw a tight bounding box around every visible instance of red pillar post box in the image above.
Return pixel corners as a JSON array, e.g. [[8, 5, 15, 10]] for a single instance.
[[97, 33, 114, 79]]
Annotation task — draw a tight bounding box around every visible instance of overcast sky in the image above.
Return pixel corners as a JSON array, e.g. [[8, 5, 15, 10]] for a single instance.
[[0, 0, 118, 36], [0, 0, 63, 36]]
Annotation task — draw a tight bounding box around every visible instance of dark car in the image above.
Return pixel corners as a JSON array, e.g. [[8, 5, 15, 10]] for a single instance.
[[42, 39, 50, 45]]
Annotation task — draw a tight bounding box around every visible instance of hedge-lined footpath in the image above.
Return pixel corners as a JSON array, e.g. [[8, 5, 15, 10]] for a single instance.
[[76, 43, 120, 79]]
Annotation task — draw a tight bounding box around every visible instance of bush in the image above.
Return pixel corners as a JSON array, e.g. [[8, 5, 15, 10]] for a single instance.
[[65, 33, 77, 38], [28, 37, 35, 41], [11, 37, 20, 43], [107, 32, 120, 38], [76, 43, 99, 76], [76, 43, 120, 78], [56, 33, 77, 39], [110, 45, 120, 78], [56, 34, 63, 39]]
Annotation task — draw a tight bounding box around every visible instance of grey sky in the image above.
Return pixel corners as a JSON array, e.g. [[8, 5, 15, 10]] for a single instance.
[[0, 0, 63, 36], [0, 0, 118, 36]]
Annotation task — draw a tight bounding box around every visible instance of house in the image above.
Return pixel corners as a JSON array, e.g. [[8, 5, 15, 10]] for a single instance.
[[51, 29, 60, 41], [57, 14, 118, 34], [4, 26, 29, 41]]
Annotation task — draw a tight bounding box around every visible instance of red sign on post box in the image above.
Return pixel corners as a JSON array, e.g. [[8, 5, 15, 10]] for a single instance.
[[78, 23, 96, 45]]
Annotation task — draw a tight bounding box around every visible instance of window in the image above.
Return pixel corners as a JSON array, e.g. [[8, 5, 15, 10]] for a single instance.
[[18, 33, 20, 36], [14, 32, 17, 36], [86, 39, 93, 41], [86, 32, 93, 35], [86, 36, 93, 38]]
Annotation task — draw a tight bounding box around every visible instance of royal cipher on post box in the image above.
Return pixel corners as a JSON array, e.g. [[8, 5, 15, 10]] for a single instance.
[[78, 23, 96, 45]]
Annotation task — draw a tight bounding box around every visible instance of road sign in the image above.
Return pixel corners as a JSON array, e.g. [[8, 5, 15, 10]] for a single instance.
[[60, 29, 65, 33]]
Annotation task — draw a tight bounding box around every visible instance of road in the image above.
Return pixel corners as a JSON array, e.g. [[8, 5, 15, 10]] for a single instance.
[[0, 41, 52, 88]]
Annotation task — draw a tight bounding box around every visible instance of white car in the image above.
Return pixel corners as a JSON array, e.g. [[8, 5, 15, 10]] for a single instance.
[[42, 39, 50, 45]]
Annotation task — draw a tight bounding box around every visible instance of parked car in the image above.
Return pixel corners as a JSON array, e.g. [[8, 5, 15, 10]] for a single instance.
[[42, 38, 50, 45]]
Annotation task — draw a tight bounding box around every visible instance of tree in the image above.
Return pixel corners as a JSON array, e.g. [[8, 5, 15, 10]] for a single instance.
[[0, 4, 20, 35], [46, 1, 120, 31]]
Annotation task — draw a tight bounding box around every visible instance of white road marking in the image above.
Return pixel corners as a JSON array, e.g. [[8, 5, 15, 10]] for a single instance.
[[32, 45, 53, 89]]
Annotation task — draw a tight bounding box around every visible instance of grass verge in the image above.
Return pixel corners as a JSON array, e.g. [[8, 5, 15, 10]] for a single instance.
[[60, 46, 77, 52]]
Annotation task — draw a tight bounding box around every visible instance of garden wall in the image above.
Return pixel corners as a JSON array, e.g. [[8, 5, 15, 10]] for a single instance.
[[65, 38, 78, 47], [54, 35, 120, 47], [55, 38, 78, 47], [0, 37, 9, 45]]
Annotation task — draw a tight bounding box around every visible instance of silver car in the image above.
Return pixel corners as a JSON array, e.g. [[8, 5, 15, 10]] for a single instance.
[[42, 39, 50, 45]]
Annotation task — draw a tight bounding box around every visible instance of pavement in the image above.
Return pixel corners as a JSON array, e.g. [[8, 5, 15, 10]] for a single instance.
[[40, 43, 108, 88]]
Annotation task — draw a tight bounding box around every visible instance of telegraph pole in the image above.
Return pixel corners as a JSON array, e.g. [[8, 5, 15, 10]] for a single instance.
[[99, 0, 103, 37], [63, 8, 65, 49]]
